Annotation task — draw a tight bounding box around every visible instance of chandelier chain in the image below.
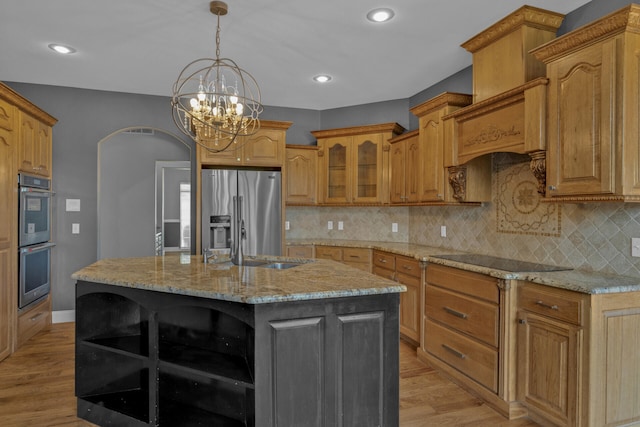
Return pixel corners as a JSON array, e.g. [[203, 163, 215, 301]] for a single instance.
[[215, 13, 221, 60]]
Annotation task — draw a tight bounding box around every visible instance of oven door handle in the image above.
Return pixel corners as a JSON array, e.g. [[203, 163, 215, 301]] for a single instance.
[[20, 242, 56, 254], [20, 187, 55, 196]]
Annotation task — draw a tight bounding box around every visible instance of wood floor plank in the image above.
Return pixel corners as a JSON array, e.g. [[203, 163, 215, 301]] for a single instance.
[[0, 322, 539, 426]]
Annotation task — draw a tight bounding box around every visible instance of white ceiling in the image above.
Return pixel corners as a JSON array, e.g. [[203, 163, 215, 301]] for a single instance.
[[0, 0, 590, 110]]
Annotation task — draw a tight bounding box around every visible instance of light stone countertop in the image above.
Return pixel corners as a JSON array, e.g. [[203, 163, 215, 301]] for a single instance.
[[289, 239, 640, 295], [71, 254, 406, 304]]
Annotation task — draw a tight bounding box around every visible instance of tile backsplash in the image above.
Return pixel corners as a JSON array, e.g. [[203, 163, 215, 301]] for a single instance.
[[285, 155, 640, 278]]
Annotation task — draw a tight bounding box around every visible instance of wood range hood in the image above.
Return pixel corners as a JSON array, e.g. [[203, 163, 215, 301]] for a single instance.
[[441, 5, 565, 201]]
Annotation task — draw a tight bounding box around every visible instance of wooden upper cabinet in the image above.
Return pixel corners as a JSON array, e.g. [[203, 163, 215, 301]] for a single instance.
[[198, 120, 292, 167], [532, 4, 640, 202], [18, 111, 52, 178], [312, 123, 404, 205], [389, 130, 420, 204], [409, 93, 478, 203], [285, 145, 318, 205]]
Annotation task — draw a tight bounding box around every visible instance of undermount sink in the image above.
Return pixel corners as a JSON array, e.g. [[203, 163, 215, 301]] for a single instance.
[[234, 259, 304, 269], [240, 259, 270, 267], [260, 262, 302, 270]]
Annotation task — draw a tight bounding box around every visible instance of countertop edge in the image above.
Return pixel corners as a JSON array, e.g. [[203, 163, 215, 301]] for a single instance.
[[288, 239, 640, 295]]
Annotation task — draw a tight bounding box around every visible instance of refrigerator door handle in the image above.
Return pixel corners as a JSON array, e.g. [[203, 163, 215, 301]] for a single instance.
[[231, 195, 244, 265]]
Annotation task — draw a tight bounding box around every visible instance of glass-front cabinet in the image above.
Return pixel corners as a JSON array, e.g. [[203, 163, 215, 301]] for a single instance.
[[313, 123, 404, 205]]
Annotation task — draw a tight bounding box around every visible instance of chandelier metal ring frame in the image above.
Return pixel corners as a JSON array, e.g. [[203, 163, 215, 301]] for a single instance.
[[171, 1, 263, 153]]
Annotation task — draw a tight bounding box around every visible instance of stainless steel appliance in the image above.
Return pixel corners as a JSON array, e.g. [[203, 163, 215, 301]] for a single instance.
[[202, 169, 282, 260], [19, 242, 54, 309], [18, 173, 53, 247], [18, 173, 55, 309]]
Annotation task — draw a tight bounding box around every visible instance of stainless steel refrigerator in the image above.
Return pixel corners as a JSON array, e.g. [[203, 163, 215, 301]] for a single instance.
[[201, 169, 282, 258]]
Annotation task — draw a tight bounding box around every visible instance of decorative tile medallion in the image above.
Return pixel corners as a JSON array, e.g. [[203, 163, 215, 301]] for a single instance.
[[495, 154, 561, 236]]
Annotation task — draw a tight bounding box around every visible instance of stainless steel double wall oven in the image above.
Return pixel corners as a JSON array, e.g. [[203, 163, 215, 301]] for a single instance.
[[18, 173, 54, 309]]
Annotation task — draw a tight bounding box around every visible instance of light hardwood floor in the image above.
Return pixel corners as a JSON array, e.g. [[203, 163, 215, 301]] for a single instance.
[[0, 323, 539, 426]]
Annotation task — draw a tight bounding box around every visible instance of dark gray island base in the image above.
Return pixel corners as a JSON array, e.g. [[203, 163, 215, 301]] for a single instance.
[[73, 256, 403, 427]]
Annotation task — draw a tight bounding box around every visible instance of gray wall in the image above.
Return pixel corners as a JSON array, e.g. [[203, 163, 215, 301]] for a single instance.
[[98, 131, 189, 259], [5, 0, 632, 312]]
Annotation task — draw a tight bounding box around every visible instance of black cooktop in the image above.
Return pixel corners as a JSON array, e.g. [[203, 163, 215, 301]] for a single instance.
[[430, 254, 572, 272]]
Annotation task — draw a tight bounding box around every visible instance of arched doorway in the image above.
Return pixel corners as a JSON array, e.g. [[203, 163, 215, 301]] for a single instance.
[[97, 127, 191, 259]]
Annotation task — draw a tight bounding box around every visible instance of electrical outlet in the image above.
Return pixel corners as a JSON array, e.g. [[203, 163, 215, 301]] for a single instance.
[[338, 221, 344, 230], [392, 223, 398, 233], [440, 225, 447, 238], [632, 238, 640, 257], [328, 221, 333, 230], [72, 223, 80, 234]]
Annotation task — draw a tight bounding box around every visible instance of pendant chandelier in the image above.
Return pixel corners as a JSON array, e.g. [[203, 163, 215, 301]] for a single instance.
[[171, 1, 262, 152]]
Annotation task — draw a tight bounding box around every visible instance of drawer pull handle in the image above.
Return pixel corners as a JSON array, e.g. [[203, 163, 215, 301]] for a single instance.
[[348, 255, 359, 258], [379, 259, 387, 263], [444, 306, 468, 319], [402, 265, 413, 270], [442, 344, 466, 359], [30, 312, 45, 322], [535, 300, 559, 311]]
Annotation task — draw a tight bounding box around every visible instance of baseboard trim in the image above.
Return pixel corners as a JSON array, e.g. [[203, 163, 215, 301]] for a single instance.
[[52, 310, 75, 324]]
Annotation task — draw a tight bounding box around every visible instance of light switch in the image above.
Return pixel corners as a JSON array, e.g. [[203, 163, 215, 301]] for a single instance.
[[285, 221, 290, 230], [72, 223, 80, 234], [338, 221, 344, 230], [440, 225, 447, 237], [392, 223, 398, 233], [328, 221, 333, 230]]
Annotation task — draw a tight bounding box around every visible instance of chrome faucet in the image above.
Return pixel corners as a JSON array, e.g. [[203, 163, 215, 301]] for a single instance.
[[203, 247, 216, 264], [231, 196, 245, 266]]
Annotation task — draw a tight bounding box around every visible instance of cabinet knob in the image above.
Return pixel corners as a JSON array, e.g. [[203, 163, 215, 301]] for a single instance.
[[548, 185, 557, 191], [518, 319, 526, 325]]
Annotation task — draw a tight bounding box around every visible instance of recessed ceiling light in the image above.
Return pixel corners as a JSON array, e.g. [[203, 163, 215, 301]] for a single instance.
[[366, 8, 395, 23], [313, 75, 332, 83], [48, 43, 77, 54]]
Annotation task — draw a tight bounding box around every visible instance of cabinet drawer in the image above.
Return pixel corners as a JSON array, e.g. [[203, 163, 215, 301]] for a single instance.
[[17, 296, 51, 348], [286, 245, 314, 258], [427, 264, 499, 303], [425, 318, 498, 393], [315, 246, 342, 261], [342, 247, 370, 264], [373, 251, 395, 270], [519, 284, 586, 326], [396, 256, 420, 279], [373, 265, 395, 281], [426, 286, 499, 347]]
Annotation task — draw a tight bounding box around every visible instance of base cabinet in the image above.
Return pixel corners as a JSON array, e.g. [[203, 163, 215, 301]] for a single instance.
[[315, 245, 371, 272], [75, 280, 399, 427], [372, 250, 422, 345]]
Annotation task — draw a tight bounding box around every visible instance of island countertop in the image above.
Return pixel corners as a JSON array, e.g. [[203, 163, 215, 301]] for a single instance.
[[71, 255, 406, 304]]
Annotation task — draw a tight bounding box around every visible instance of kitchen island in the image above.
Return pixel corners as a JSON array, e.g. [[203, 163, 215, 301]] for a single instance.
[[71, 255, 405, 427]]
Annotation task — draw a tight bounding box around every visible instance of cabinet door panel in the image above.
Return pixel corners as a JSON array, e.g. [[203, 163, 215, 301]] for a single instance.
[[325, 139, 349, 203], [285, 148, 317, 204], [243, 129, 282, 166], [337, 312, 385, 427], [517, 312, 581, 426], [352, 134, 382, 203], [269, 317, 324, 427], [547, 39, 615, 196], [389, 142, 405, 203], [420, 110, 445, 201]]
